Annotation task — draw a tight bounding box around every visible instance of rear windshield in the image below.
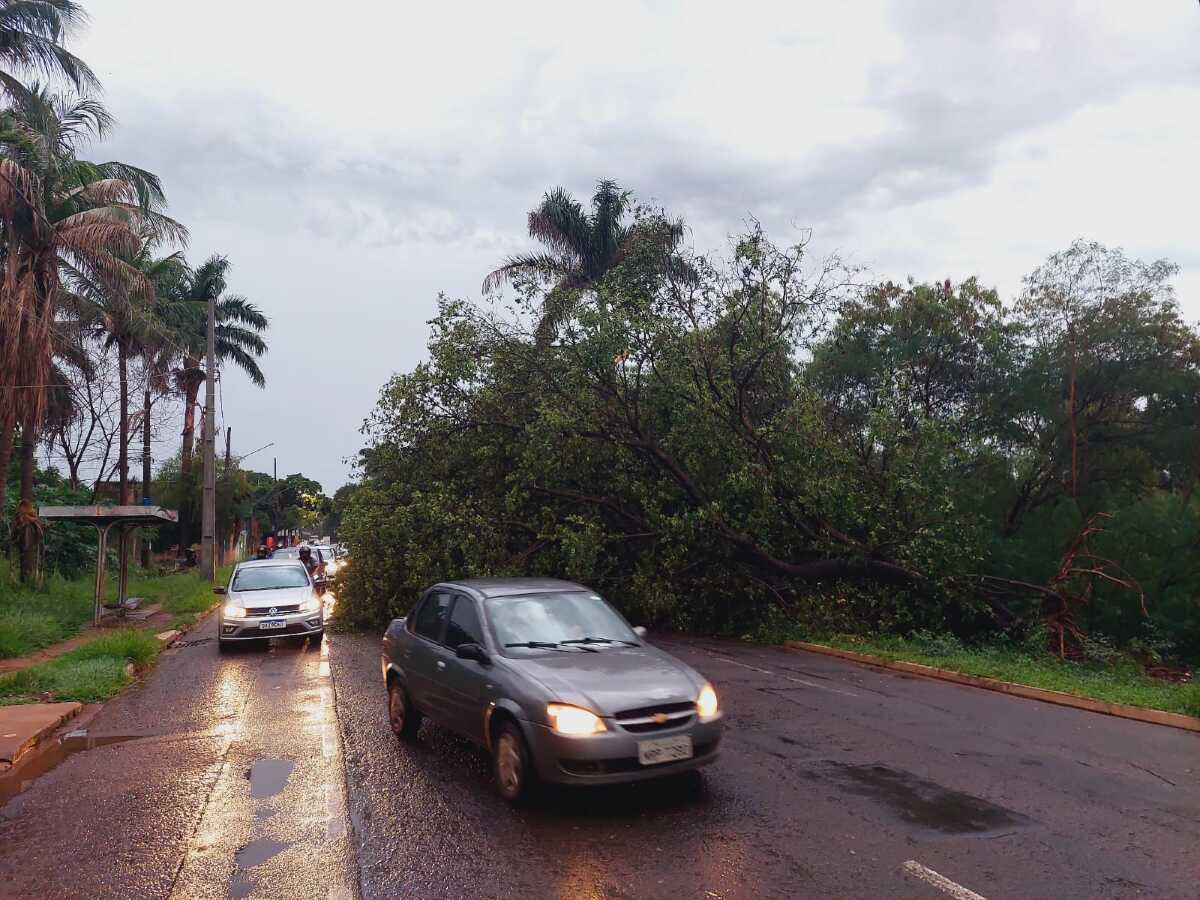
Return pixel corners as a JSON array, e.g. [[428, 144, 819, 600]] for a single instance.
[[232, 565, 310, 591]]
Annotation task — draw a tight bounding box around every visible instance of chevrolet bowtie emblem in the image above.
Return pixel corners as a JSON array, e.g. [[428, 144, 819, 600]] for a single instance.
[[653, 713, 668, 724]]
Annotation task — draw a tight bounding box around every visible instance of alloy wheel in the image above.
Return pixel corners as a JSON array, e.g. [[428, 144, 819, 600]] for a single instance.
[[496, 733, 523, 798]]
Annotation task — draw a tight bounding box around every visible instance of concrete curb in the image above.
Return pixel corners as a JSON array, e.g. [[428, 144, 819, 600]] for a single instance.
[[783, 640, 1200, 734], [0, 702, 83, 769]]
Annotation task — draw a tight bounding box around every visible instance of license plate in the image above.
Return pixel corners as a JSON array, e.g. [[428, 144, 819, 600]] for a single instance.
[[637, 735, 693, 766], [259, 619, 286, 630]]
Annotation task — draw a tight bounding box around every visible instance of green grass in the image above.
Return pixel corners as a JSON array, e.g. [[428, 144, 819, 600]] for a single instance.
[[0, 560, 229, 659], [804, 632, 1200, 719], [0, 629, 162, 705]]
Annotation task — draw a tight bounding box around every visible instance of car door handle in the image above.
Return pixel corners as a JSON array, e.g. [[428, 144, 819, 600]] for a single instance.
[[436, 660, 446, 670]]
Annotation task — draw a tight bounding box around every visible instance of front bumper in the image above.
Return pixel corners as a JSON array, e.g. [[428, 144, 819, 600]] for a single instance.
[[525, 715, 723, 785], [219, 611, 324, 640]]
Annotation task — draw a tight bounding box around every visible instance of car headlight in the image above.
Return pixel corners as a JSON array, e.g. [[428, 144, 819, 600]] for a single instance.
[[325, 561, 338, 574], [299, 596, 321, 614], [547, 703, 607, 736], [223, 603, 245, 618], [696, 682, 719, 720]]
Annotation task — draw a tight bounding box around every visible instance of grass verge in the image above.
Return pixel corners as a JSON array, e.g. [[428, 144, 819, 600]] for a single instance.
[[0, 561, 233, 659], [806, 632, 1200, 719], [0, 630, 162, 705]]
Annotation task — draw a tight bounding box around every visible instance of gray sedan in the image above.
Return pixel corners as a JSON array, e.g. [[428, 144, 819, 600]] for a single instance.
[[381, 578, 722, 803]]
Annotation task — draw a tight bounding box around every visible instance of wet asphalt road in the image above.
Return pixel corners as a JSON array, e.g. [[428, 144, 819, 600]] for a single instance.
[[331, 633, 1200, 900], [0, 612, 356, 899], [0, 613, 1197, 899]]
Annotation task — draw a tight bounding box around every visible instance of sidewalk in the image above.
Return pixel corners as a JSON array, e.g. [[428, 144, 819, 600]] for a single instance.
[[0, 702, 82, 768]]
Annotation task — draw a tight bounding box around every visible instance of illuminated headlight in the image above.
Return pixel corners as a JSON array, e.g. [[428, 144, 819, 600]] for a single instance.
[[547, 703, 606, 736], [325, 560, 339, 574], [299, 596, 321, 614], [223, 603, 246, 618], [696, 683, 720, 720]]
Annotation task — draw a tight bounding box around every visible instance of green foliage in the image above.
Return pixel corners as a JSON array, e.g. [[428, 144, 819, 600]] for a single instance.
[[341, 209, 1200, 666], [0, 628, 162, 704], [0, 560, 217, 658]]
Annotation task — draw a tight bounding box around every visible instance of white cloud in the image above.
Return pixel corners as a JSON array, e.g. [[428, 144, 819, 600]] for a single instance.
[[70, 0, 1200, 490]]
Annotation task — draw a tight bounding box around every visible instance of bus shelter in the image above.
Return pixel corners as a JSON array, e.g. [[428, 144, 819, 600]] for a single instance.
[[38, 505, 179, 626]]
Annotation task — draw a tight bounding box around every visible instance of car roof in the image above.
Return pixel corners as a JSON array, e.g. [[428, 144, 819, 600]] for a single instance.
[[236, 559, 306, 568], [438, 577, 590, 599]]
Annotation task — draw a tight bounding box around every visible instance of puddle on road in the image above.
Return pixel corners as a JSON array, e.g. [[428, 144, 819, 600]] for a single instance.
[[246, 758, 294, 798], [1, 732, 142, 807], [235, 837, 291, 867], [831, 763, 1030, 835]]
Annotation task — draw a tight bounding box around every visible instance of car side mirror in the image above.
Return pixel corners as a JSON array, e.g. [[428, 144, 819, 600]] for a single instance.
[[455, 642, 489, 664], [633, 626, 647, 638], [213, 586, 226, 595]]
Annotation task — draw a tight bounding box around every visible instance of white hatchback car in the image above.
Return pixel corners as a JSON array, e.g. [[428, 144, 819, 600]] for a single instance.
[[215, 559, 324, 651]]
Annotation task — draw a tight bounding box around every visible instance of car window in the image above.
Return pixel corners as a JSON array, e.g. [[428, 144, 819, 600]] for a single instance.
[[445, 595, 484, 648], [231, 565, 310, 591], [412, 592, 451, 641]]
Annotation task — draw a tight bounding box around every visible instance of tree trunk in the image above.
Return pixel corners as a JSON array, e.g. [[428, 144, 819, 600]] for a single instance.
[[118, 341, 130, 505], [178, 362, 203, 556], [141, 372, 153, 567], [17, 422, 38, 583], [0, 410, 14, 538]]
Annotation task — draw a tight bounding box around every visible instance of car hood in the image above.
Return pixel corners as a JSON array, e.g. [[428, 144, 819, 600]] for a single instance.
[[228, 585, 313, 606], [510, 645, 703, 716]]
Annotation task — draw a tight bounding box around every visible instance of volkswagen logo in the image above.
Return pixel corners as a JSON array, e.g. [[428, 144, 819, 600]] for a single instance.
[[268, 607, 277, 615]]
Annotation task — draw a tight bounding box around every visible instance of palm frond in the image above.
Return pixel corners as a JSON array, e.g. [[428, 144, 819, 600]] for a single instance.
[[215, 294, 268, 330], [482, 251, 573, 295], [534, 272, 591, 346], [216, 343, 266, 388]]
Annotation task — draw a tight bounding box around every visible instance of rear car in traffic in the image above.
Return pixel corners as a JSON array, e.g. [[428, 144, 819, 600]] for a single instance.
[[381, 578, 722, 803]]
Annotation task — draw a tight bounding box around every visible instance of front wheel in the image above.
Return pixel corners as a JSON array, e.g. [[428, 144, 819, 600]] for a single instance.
[[388, 680, 421, 741], [493, 720, 537, 805], [308, 630, 324, 646]]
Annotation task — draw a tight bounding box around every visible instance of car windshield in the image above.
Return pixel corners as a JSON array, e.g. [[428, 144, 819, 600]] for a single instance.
[[487, 591, 638, 652], [232, 565, 310, 591]]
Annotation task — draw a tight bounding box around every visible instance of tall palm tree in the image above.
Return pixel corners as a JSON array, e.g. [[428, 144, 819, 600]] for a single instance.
[[66, 239, 187, 505], [0, 86, 184, 577], [169, 254, 267, 555], [483, 179, 687, 344], [0, 0, 96, 96]]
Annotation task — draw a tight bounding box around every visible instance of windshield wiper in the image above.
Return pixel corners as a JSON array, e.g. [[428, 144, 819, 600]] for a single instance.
[[561, 636, 640, 647], [505, 640, 598, 653], [504, 641, 574, 652]]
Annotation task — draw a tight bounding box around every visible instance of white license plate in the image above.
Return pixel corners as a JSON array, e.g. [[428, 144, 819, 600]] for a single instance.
[[259, 619, 286, 630], [637, 735, 693, 766]]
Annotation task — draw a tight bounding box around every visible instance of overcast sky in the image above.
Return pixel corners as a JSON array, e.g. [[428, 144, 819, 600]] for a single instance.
[[75, 1, 1200, 494]]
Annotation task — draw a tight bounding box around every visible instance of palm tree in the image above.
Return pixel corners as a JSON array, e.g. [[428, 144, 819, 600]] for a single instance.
[[0, 86, 184, 578], [483, 179, 687, 343], [67, 239, 187, 506], [0, 0, 97, 96], [169, 254, 267, 555]]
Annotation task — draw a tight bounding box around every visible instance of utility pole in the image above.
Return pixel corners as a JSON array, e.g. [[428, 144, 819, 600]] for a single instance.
[[140, 374, 153, 567], [221, 427, 232, 565], [199, 292, 217, 581]]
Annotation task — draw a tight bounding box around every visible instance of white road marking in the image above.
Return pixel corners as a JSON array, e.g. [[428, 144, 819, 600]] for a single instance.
[[702, 651, 860, 697], [902, 860, 988, 900]]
